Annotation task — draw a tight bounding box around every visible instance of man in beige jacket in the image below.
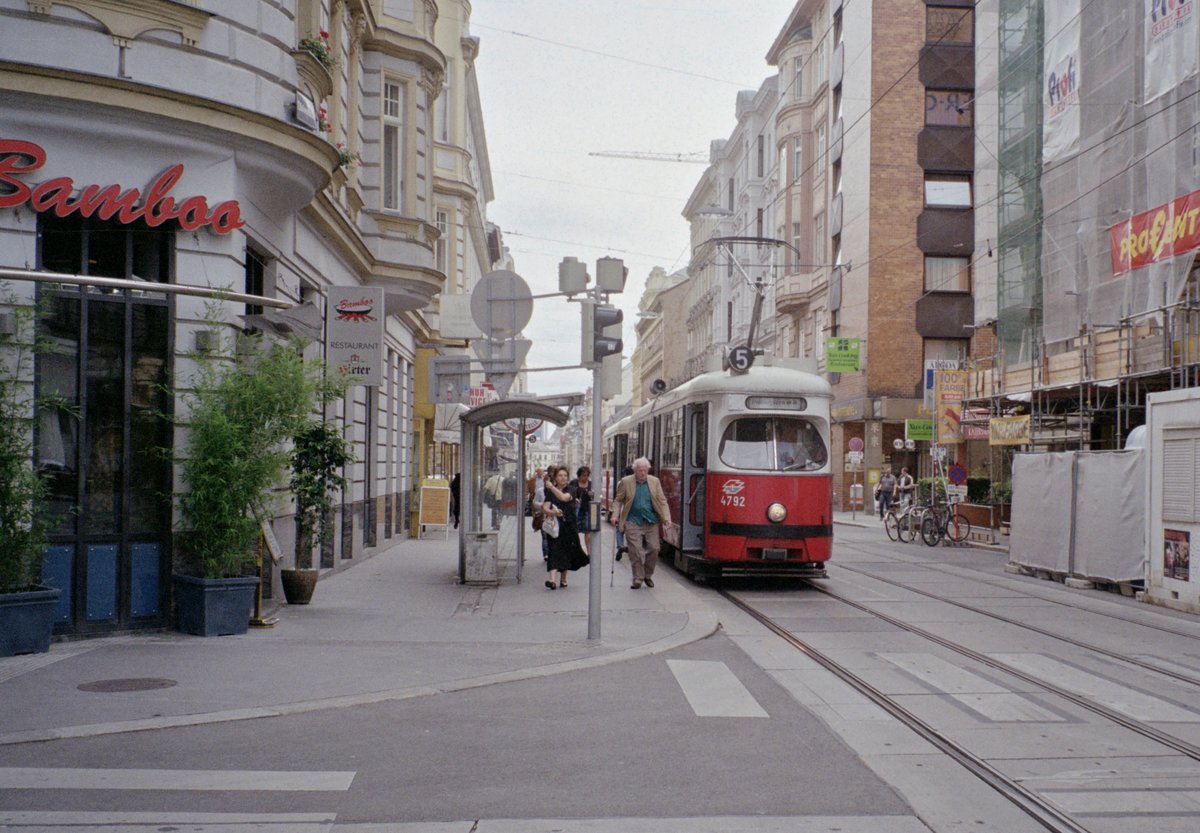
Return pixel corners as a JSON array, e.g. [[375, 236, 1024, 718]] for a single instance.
[[612, 457, 672, 589]]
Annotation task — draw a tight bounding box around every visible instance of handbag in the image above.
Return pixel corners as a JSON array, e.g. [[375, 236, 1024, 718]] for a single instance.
[[532, 512, 543, 532], [542, 514, 560, 538]]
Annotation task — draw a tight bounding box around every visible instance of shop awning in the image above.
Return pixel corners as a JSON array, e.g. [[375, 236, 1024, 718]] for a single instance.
[[433, 403, 470, 444]]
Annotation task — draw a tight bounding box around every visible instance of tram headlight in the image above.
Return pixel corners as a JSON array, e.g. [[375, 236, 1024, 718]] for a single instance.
[[767, 502, 787, 523]]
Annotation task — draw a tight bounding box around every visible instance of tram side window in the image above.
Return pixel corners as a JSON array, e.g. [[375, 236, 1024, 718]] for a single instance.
[[719, 417, 828, 472], [661, 409, 682, 469], [690, 409, 707, 468]]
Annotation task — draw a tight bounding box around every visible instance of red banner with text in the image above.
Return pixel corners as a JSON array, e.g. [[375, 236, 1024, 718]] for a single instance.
[[1109, 188, 1200, 276]]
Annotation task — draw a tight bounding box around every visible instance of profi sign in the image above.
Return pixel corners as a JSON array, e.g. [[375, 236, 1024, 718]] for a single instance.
[[326, 287, 385, 387], [0, 139, 245, 235]]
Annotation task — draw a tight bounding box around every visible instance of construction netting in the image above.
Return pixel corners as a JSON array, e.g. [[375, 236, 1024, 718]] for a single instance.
[[1038, 0, 1200, 349]]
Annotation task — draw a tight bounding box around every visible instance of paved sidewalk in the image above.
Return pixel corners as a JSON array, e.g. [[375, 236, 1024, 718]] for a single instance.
[[0, 529, 715, 746]]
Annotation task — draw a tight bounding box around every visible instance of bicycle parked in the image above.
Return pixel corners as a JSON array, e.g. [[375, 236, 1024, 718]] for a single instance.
[[885, 501, 930, 543], [920, 501, 971, 546]]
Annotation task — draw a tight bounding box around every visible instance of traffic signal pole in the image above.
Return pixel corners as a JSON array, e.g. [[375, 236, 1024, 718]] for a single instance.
[[561, 256, 626, 642], [589, 318, 603, 640]]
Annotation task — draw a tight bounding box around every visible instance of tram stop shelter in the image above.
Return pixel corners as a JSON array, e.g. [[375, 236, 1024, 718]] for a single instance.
[[458, 398, 571, 584]]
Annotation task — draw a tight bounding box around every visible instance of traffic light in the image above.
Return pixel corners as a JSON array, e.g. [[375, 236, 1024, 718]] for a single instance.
[[581, 302, 623, 367], [593, 303, 623, 361]]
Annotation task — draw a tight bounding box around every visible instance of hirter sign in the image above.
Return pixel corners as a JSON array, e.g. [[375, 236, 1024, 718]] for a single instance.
[[0, 139, 245, 235]]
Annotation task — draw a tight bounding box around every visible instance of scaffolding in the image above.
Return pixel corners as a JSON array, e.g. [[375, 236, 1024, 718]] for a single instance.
[[970, 0, 1200, 451]]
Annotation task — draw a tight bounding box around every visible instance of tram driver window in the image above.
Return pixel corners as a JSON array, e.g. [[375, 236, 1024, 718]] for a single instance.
[[719, 417, 828, 472]]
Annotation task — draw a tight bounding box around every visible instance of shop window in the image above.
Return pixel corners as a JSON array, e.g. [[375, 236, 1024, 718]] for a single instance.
[[245, 247, 268, 317], [38, 212, 172, 282]]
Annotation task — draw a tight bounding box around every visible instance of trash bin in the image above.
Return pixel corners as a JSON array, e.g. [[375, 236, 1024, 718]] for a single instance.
[[849, 483, 863, 509], [464, 531, 499, 584]]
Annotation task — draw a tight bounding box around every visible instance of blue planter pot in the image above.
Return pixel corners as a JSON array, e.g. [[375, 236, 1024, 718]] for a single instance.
[[0, 587, 62, 657], [173, 575, 258, 636]]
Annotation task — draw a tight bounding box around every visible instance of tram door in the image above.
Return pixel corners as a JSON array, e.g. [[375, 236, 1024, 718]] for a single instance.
[[681, 403, 707, 553]]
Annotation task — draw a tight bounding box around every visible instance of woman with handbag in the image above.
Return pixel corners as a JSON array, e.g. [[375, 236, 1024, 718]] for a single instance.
[[542, 465, 589, 589]]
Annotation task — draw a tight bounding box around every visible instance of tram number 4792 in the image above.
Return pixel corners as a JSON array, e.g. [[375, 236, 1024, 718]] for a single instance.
[[719, 494, 746, 508]]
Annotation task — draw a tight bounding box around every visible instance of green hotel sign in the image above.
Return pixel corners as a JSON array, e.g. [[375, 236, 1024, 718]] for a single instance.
[[825, 337, 861, 372]]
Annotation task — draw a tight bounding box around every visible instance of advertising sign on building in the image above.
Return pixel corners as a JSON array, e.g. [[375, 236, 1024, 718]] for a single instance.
[[934, 370, 967, 444], [1108, 187, 1200, 276], [906, 418, 934, 442], [989, 415, 1031, 446], [326, 286, 385, 387], [924, 359, 959, 410], [824, 337, 861, 372], [1145, 0, 1197, 103], [1043, 0, 1081, 163]]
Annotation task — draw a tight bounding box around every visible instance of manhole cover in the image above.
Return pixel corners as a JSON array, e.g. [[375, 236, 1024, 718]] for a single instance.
[[77, 678, 177, 693]]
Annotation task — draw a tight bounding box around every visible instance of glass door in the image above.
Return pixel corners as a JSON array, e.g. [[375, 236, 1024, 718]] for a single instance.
[[681, 403, 708, 553], [38, 289, 172, 633]]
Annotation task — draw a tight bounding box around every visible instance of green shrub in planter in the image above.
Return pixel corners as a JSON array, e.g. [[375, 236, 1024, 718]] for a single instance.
[[966, 476, 991, 504], [178, 325, 337, 579], [0, 287, 65, 593], [0, 286, 67, 655], [289, 419, 354, 569]]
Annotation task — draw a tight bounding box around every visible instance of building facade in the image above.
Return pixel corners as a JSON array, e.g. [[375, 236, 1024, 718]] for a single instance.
[[0, 0, 497, 635], [968, 0, 1200, 452]]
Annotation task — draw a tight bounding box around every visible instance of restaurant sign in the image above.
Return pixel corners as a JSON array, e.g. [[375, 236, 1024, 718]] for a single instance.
[[0, 139, 245, 235], [326, 287, 385, 387]]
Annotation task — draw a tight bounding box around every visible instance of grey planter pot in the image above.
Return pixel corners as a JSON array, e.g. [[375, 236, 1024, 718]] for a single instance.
[[280, 568, 319, 605], [0, 587, 62, 657], [173, 575, 258, 636]]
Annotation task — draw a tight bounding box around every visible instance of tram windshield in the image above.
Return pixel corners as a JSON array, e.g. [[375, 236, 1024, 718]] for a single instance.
[[718, 417, 828, 472]]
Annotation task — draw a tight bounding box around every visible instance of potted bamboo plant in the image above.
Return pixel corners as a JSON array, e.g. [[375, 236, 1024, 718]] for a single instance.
[[174, 320, 333, 635], [0, 287, 62, 656], [281, 418, 353, 604]]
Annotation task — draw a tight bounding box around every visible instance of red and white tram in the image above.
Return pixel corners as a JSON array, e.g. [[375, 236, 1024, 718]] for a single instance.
[[603, 360, 833, 580]]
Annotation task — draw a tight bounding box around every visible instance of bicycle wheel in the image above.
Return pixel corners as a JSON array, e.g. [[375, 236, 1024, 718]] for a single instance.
[[920, 514, 942, 547], [947, 508, 972, 543], [896, 511, 913, 543], [884, 512, 900, 542]]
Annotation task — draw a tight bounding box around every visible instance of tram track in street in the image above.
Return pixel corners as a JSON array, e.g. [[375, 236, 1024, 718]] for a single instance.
[[828, 558, 1200, 689], [718, 576, 1200, 833], [715, 587, 1094, 833], [837, 537, 1200, 642]]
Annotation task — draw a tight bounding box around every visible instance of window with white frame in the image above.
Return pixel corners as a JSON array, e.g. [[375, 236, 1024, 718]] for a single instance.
[[792, 222, 802, 267], [816, 125, 827, 174], [813, 212, 825, 261], [435, 88, 450, 143], [435, 209, 449, 275], [383, 80, 405, 211], [924, 175, 972, 207], [924, 338, 966, 364], [795, 56, 804, 100], [924, 256, 970, 292], [793, 136, 803, 182]]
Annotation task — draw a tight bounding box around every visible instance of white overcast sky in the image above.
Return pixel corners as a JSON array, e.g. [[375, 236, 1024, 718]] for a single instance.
[[469, 0, 796, 396]]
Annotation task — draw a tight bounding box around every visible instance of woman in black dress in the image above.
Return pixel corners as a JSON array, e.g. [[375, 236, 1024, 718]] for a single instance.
[[542, 465, 589, 589]]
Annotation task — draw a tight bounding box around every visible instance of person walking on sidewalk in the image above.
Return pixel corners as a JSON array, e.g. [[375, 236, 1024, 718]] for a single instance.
[[543, 465, 589, 589], [612, 457, 672, 589], [613, 465, 633, 561], [875, 467, 897, 520], [569, 465, 596, 556]]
